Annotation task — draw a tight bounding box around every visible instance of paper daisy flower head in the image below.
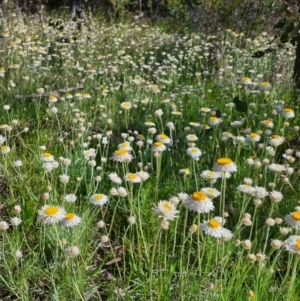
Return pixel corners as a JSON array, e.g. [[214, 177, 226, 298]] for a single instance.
[[261, 119, 274, 128], [213, 158, 237, 173], [285, 212, 300, 229], [242, 77, 252, 85], [108, 172, 122, 184], [284, 235, 300, 255], [186, 134, 198, 142], [201, 170, 221, 182], [120, 102, 132, 110], [65, 194, 77, 203], [282, 108, 295, 119], [237, 184, 255, 195], [247, 133, 261, 143], [201, 187, 221, 199], [183, 191, 214, 214], [90, 194, 109, 206], [61, 212, 82, 227], [118, 142, 133, 151], [208, 116, 222, 126], [156, 133, 171, 144], [269, 135, 285, 147], [180, 168, 190, 176], [83, 148, 96, 157], [1, 145, 10, 154], [268, 163, 285, 173], [200, 107, 211, 113], [260, 81, 271, 90], [201, 217, 225, 238], [186, 147, 202, 159], [136, 171, 150, 181], [153, 200, 179, 221], [111, 149, 133, 163], [40, 152, 54, 162], [38, 205, 66, 224], [125, 173, 141, 183], [153, 141, 166, 152]]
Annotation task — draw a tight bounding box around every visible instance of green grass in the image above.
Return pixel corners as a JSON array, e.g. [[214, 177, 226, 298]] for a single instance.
[[0, 12, 299, 301]]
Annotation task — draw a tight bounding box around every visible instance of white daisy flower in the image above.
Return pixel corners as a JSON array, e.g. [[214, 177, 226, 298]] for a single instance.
[[282, 108, 295, 119], [186, 147, 202, 159], [136, 171, 150, 181], [65, 194, 77, 203], [269, 135, 285, 147], [268, 163, 286, 172], [186, 134, 198, 142], [156, 133, 171, 144], [38, 205, 66, 224], [284, 235, 300, 255], [40, 152, 54, 162], [153, 142, 166, 152], [183, 191, 214, 214], [285, 212, 300, 229], [213, 158, 237, 173], [237, 184, 255, 195], [90, 194, 109, 206], [269, 191, 283, 203], [201, 217, 225, 238], [111, 149, 133, 163], [61, 212, 82, 227], [153, 200, 179, 221], [201, 170, 221, 182], [118, 142, 133, 151], [200, 187, 221, 199], [108, 172, 122, 184], [118, 187, 128, 197], [208, 117, 222, 126], [125, 173, 141, 183]]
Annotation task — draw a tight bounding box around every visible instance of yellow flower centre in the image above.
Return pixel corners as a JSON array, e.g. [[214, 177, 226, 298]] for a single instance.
[[115, 149, 128, 155], [128, 173, 138, 180], [207, 171, 215, 177], [210, 117, 218, 121], [202, 107, 211, 112], [155, 142, 163, 147], [120, 143, 128, 148], [43, 152, 52, 158], [261, 82, 269, 87], [264, 120, 272, 124], [296, 240, 300, 250], [162, 202, 172, 211], [208, 219, 220, 229], [1, 146, 7, 151], [272, 135, 280, 139], [49, 95, 56, 100], [192, 191, 207, 202], [44, 206, 59, 216], [159, 134, 168, 140], [206, 188, 215, 194], [292, 212, 300, 221], [94, 194, 103, 201], [284, 108, 293, 113], [243, 77, 250, 81], [65, 213, 76, 220], [250, 133, 258, 138], [189, 135, 196, 139], [191, 148, 198, 153], [217, 158, 232, 166]]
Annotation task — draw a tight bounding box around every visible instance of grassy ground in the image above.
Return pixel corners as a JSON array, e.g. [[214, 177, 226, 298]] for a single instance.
[[0, 11, 299, 301]]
